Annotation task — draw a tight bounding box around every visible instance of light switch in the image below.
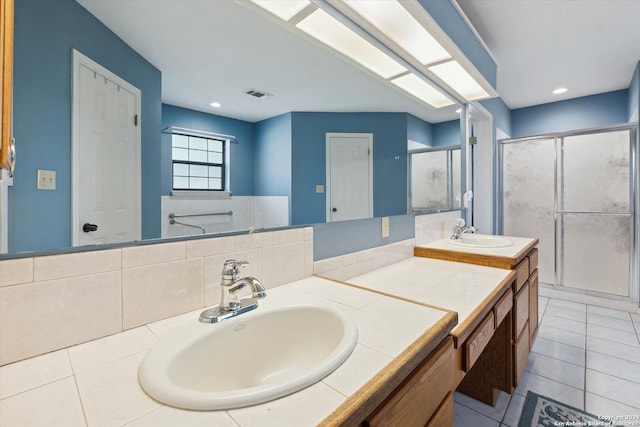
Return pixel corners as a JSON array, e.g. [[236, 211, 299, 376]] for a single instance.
[[315, 185, 325, 194], [381, 216, 390, 237], [37, 169, 56, 190]]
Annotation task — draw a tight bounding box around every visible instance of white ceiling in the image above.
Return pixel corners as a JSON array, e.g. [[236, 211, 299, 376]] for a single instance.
[[75, 0, 460, 124], [455, 0, 640, 109]]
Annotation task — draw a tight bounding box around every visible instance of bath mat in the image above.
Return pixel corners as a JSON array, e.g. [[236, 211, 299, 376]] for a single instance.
[[518, 391, 621, 427]]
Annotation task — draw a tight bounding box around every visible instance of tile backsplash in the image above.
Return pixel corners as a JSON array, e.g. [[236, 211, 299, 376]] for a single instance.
[[0, 227, 313, 365]]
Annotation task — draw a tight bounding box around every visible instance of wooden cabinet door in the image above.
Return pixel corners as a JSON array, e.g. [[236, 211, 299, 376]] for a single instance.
[[1, 0, 14, 169]]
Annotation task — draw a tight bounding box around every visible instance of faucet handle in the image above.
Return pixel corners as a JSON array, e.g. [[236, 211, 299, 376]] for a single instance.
[[222, 259, 249, 278]]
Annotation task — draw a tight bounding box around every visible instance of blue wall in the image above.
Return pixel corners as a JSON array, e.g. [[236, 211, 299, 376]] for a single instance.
[[480, 97, 512, 137], [313, 215, 415, 260], [161, 104, 255, 196], [511, 90, 629, 138], [12, 0, 161, 252], [291, 112, 409, 225], [433, 119, 461, 147], [407, 114, 434, 146], [254, 113, 292, 197]]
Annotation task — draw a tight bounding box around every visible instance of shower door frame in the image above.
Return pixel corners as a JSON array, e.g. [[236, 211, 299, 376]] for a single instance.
[[496, 123, 639, 303]]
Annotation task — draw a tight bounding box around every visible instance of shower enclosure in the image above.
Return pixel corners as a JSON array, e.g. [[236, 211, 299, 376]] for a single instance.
[[408, 146, 461, 214], [498, 124, 638, 301]]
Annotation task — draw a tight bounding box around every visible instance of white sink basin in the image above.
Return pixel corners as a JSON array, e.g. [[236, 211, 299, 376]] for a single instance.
[[449, 234, 513, 248], [138, 304, 358, 410]]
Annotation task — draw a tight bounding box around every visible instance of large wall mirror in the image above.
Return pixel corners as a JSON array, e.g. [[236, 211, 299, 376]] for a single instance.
[[4, 0, 461, 256]]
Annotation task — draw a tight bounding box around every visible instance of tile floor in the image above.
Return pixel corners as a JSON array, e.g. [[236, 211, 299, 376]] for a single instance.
[[454, 296, 640, 426]]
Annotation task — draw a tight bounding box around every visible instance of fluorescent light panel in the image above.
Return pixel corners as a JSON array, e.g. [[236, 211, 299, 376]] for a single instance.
[[391, 73, 454, 108], [296, 9, 407, 79], [343, 0, 450, 66], [428, 60, 489, 101], [249, 0, 310, 21]]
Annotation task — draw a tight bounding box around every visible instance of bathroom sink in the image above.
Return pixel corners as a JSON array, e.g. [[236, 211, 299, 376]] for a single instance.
[[449, 234, 513, 248], [138, 304, 358, 410]]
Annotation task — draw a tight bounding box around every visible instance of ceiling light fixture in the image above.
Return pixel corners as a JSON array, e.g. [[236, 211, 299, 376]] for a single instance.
[[553, 87, 568, 95], [296, 9, 407, 79], [342, 0, 450, 66], [210, 101, 222, 108], [249, 0, 310, 21], [428, 60, 489, 101], [391, 73, 454, 108]]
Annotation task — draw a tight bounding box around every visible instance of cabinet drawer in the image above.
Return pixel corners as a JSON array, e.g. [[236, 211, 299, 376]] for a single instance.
[[527, 248, 539, 273], [365, 337, 453, 427], [514, 258, 530, 292], [426, 393, 453, 427], [514, 282, 530, 338], [494, 288, 513, 328], [514, 321, 530, 386], [464, 312, 495, 372]]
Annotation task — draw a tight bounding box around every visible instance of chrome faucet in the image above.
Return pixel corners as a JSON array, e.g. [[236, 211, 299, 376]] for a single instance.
[[199, 259, 266, 323], [450, 218, 476, 240]]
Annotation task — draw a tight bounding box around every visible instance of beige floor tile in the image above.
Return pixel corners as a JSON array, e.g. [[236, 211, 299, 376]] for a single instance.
[[0, 349, 72, 399]]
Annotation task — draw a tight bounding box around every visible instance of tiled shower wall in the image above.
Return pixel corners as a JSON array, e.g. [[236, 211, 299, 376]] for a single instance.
[[0, 227, 313, 366]]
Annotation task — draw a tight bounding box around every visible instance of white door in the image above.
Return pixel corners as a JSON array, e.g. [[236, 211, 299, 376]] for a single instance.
[[72, 50, 141, 246], [326, 133, 373, 222]]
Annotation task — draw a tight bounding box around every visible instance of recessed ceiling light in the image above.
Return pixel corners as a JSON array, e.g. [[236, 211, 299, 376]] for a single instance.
[[553, 87, 568, 95], [210, 102, 222, 108]]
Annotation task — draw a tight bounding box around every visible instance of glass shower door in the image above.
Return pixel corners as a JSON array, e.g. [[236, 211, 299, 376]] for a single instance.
[[500, 126, 637, 300], [559, 130, 632, 296]]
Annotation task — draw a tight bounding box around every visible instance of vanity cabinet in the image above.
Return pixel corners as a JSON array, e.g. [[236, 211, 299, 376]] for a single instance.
[[414, 239, 539, 389], [1, 0, 13, 170], [363, 336, 454, 427]]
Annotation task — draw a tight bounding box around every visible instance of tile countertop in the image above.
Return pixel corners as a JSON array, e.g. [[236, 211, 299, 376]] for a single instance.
[[0, 276, 456, 427], [343, 257, 515, 339], [415, 235, 539, 267]]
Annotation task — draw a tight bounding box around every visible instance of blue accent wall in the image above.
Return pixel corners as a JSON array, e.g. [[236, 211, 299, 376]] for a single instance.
[[255, 113, 292, 219], [290, 112, 409, 225], [11, 0, 161, 252], [417, 0, 497, 90], [480, 97, 512, 137], [407, 114, 433, 146], [433, 119, 461, 147], [313, 215, 415, 260], [161, 105, 255, 196], [511, 90, 629, 138]]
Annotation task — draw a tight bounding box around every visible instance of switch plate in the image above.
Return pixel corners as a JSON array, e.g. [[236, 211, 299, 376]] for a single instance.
[[37, 169, 56, 190], [315, 185, 325, 194], [381, 216, 389, 237]]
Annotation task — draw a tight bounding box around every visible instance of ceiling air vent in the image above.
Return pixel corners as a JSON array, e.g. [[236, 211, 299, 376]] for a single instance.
[[245, 89, 273, 99]]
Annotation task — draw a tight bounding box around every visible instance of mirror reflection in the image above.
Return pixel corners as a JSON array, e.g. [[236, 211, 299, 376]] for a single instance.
[[6, 0, 460, 255]]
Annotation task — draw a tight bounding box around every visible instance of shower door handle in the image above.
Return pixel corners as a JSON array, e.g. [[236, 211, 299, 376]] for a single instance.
[[82, 223, 98, 232]]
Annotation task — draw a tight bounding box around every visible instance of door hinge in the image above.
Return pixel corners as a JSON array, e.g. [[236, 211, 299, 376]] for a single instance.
[[469, 136, 477, 145], [134, 114, 139, 126]]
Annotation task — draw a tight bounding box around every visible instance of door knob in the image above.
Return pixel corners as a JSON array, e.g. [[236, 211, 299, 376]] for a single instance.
[[82, 223, 98, 232], [332, 208, 337, 212]]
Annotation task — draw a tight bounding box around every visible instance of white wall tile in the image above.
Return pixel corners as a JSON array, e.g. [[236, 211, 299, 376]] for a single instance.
[[261, 242, 306, 288], [122, 242, 185, 268], [0, 271, 122, 365], [0, 258, 33, 287], [185, 235, 234, 258], [122, 258, 203, 329], [34, 249, 121, 281]]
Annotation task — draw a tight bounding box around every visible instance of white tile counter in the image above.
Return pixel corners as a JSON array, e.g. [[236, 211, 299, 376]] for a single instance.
[[0, 276, 454, 427], [346, 257, 514, 335]]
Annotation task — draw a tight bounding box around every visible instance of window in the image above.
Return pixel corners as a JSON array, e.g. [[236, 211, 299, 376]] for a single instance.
[[171, 133, 226, 191]]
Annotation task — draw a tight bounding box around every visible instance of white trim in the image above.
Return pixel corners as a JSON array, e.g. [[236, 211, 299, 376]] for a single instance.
[[325, 132, 374, 222], [71, 49, 142, 246], [0, 169, 9, 253], [468, 101, 493, 233]]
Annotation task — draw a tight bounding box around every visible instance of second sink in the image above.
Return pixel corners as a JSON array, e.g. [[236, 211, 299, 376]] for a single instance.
[[449, 234, 513, 248]]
